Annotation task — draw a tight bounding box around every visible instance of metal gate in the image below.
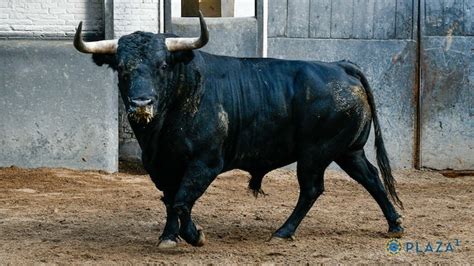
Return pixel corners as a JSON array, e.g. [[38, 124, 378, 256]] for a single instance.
[[267, 0, 473, 170]]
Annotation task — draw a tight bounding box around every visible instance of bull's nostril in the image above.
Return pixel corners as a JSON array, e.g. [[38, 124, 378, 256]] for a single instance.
[[131, 98, 152, 107]]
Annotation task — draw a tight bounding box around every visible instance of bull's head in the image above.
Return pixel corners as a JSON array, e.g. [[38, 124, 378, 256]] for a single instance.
[[73, 13, 209, 125]]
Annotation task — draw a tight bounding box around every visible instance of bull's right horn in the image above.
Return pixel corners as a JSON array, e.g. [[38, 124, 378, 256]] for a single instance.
[[74, 21, 118, 54]]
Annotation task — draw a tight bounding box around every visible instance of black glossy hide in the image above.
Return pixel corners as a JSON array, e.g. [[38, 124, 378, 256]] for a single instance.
[[92, 31, 403, 246]]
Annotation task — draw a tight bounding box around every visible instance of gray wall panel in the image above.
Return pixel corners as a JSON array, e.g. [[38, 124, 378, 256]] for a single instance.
[[352, 0, 375, 39], [0, 40, 118, 172], [330, 0, 354, 38], [373, 0, 397, 39]]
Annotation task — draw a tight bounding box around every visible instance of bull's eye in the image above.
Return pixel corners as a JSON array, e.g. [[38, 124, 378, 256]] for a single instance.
[[160, 63, 168, 70]]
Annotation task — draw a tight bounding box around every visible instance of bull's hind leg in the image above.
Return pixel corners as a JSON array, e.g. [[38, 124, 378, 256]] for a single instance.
[[271, 157, 328, 240], [336, 150, 403, 237]]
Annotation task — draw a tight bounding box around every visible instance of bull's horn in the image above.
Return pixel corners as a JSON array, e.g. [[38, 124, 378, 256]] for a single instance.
[[74, 21, 118, 54], [165, 11, 209, 52]]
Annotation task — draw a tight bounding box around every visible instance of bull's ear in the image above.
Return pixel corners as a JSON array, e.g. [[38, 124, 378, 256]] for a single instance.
[[170, 50, 194, 65], [92, 54, 118, 70]]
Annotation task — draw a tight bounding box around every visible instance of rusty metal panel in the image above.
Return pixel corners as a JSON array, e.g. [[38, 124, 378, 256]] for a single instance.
[[395, 0, 414, 39], [420, 36, 474, 170], [420, 0, 473, 170], [424, 0, 466, 36], [465, 0, 474, 35]]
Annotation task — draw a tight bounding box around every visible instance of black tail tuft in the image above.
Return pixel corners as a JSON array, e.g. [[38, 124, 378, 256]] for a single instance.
[[339, 61, 404, 209]]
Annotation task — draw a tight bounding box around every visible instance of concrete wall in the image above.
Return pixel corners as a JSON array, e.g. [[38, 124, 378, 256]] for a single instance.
[[0, 1, 118, 172], [0, 0, 166, 165], [0, 0, 104, 39], [268, 0, 417, 169], [0, 41, 117, 172]]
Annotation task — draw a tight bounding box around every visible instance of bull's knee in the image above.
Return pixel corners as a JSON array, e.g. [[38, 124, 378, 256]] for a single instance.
[[173, 203, 190, 216], [304, 184, 324, 199]]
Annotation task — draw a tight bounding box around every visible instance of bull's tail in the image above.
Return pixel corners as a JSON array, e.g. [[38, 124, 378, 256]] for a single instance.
[[338, 61, 404, 209]]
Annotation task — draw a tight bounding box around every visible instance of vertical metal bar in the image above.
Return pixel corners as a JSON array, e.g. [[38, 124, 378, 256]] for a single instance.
[[164, 0, 172, 33], [256, 0, 265, 57], [414, 0, 422, 169], [159, 0, 165, 33], [104, 0, 114, 39]]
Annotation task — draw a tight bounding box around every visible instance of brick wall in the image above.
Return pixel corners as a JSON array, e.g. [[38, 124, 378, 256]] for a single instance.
[[112, 0, 159, 38], [0, 0, 104, 39]]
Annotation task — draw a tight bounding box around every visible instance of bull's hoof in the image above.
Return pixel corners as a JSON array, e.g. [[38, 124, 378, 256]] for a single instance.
[[387, 216, 404, 238], [195, 229, 206, 247], [396, 216, 403, 225], [157, 239, 178, 249], [387, 225, 404, 238], [267, 235, 295, 243]]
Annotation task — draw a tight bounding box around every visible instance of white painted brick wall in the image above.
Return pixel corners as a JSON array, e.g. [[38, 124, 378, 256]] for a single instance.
[[113, 0, 159, 38], [0, 0, 104, 39]]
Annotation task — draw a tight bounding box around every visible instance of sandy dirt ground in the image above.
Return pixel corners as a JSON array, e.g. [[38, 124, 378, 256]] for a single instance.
[[0, 165, 472, 264]]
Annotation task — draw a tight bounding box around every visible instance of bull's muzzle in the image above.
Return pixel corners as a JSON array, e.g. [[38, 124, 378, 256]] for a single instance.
[[128, 99, 155, 124]]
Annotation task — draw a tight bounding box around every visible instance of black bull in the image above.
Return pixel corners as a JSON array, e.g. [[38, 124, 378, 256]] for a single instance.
[[74, 14, 403, 248]]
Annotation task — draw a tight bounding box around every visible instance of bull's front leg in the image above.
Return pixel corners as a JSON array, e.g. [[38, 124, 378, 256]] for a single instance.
[[173, 158, 223, 246], [157, 190, 180, 249]]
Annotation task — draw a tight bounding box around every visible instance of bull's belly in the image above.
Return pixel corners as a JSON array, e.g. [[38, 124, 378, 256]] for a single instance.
[[223, 131, 297, 173], [232, 153, 296, 174]]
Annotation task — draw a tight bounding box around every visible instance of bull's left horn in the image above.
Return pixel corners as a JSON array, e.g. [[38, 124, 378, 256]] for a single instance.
[[74, 21, 118, 54], [165, 11, 209, 52]]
